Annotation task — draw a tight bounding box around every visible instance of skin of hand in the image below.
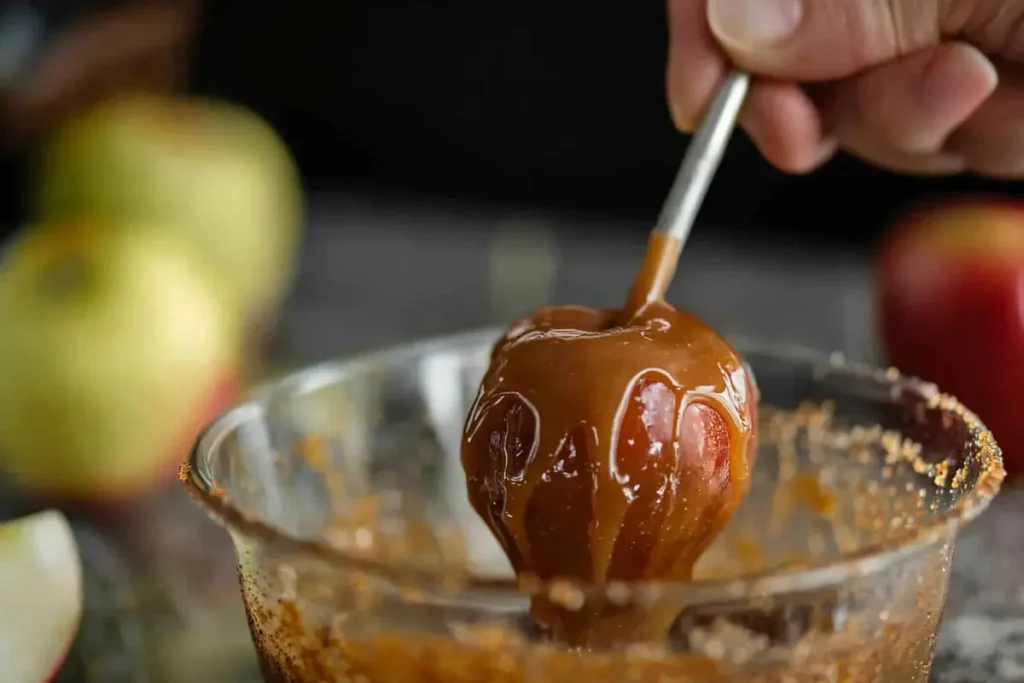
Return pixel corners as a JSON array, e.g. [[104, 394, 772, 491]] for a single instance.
[[667, 0, 1024, 178]]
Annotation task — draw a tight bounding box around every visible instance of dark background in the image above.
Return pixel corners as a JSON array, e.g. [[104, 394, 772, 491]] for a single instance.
[[186, 0, 1021, 250], [1, 0, 1021, 248]]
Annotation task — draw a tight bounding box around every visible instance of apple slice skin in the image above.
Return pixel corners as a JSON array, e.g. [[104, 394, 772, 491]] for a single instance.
[[31, 613, 76, 683], [43, 645, 71, 683], [876, 202, 1024, 474]]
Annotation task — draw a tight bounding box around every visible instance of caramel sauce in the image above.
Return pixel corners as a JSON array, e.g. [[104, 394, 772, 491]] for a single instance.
[[225, 396, 1000, 682], [461, 232, 758, 643]]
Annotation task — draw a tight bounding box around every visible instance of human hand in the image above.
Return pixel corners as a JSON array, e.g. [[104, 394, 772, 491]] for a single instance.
[[667, 0, 1023, 177]]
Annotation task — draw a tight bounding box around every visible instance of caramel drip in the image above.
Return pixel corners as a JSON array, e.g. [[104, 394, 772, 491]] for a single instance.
[[623, 233, 683, 316], [463, 301, 755, 577], [461, 232, 758, 645]]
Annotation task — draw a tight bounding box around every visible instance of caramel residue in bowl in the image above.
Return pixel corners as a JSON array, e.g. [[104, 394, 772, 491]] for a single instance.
[[236, 393, 999, 683]]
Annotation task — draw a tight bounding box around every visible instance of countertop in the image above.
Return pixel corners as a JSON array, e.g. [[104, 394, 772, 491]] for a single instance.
[[11, 195, 1024, 681], [935, 487, 1024, 683], [42, 484, 1024, 683]]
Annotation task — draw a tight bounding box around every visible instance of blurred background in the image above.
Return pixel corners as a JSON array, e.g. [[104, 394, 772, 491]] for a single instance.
[[1, 0, 1021, 362], [0, 1, 1023, 681]]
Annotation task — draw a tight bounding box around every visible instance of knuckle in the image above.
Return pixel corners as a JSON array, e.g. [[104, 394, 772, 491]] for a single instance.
[[943, 0, 1024, 59], [878, 0, 941, 55], [965, 147, 1024, 177]]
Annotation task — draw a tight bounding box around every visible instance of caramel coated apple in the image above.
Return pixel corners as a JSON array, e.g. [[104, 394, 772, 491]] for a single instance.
[[461, 301, 757, 585]]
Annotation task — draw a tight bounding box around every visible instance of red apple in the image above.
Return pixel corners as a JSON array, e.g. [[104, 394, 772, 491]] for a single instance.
[[875, 199, 1024, 474], [0, 220, 242, 502], [0, 510, 83, 683], [33, 94, 303, 327]]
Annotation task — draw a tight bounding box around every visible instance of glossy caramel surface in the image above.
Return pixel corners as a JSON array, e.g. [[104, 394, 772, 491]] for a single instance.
[[462, 301, 757, 586]]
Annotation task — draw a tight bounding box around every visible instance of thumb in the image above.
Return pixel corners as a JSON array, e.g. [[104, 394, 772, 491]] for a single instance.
[[707, 0, 943, 80]]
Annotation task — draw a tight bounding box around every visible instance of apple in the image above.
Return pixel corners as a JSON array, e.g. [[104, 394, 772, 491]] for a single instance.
[[875, 199, 1024, 474], [33, 93, 303, 325], [0, 219, 242, 501], [0, 510, 83, 683]]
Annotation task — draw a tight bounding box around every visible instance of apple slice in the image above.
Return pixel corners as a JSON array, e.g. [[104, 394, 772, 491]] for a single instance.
[[0, 510, 83, 683]]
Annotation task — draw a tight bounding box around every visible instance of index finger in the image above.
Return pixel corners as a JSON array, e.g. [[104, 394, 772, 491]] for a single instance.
[[666, 0, 729, 132], [667, 0, 832, 172]]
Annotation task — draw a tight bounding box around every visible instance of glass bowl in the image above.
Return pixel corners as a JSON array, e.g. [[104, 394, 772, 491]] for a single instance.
[[183, 331, 1004, 682]]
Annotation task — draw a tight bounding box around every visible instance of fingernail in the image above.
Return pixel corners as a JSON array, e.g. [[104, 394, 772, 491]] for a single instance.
[[920, 44, 997, 112], [668, 94, 694, 133], [778, 137, 840, 174], [673, 113, 696, 134], [708, 0, 804, 48], [811, 137, 840, 168], [924, 153, 967, 174]]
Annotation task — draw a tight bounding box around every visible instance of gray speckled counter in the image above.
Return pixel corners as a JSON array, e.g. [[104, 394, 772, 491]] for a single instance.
[[933, 487, 1024, 683]]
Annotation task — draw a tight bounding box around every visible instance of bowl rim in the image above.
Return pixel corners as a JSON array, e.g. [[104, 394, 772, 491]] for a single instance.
[[182, 329, 1005, 603]]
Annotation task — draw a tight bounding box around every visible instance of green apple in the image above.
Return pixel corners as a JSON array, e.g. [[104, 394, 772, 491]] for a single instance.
[[34, 94, 303, 324], [0, 510, 82, 683], [0, 220, 242, 500]]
